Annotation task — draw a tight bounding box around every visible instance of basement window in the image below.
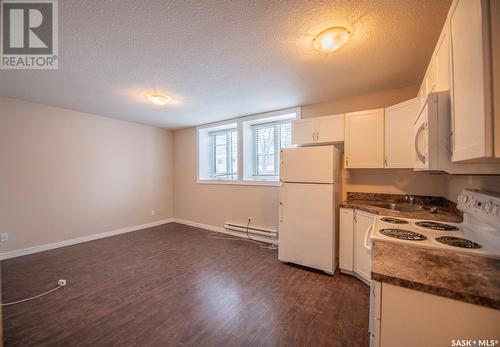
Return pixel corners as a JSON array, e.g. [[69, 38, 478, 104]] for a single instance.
[[198, 122, 238, 181], [197, 107, 300, 185], [246, 120, 293, 181], [210, 128, 238, 180]]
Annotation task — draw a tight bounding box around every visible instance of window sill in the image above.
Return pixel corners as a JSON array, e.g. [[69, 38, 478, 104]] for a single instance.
[[196, 179, 279, 187]]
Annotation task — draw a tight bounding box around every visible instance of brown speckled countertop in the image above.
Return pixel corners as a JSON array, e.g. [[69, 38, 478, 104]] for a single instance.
[[340, 192, 463, 223], [371, 241, 500, 310]]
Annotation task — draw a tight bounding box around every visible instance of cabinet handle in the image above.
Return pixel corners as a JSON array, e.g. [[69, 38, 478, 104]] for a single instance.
[[353, 211, 357, 223], [384, 156, 388, 167], [316, 132, 319, 142], [345, 156, 349, 167], [312, 132, 315, 142]]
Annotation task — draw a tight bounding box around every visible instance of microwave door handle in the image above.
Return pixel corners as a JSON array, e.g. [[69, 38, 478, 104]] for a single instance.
[[414, 122, 427, 164]]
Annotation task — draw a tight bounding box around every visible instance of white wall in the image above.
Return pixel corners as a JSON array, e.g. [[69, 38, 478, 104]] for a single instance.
[[0, 98, 174, 253]]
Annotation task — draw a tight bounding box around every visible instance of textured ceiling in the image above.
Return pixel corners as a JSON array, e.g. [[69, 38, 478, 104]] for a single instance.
[[0, 0, 451, 129]]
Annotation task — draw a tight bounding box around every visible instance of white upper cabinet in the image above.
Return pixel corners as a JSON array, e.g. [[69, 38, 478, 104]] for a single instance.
[[384, 98, 417, 168], [315, 115, 344, 143], [449, 0, 497, 161], [291, 118, 316, 144], [434, 23, 450, 92], [426, 60, 437, 95], [345, 109, 385, 168], [291, 114, 344, 145], [417, 19, 451, 114]]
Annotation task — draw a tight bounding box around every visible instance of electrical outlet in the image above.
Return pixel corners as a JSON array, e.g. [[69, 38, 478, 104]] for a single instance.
[[151, 210, 156, 216], [58, 279, 67, 286], [0, 233, 8, 242]]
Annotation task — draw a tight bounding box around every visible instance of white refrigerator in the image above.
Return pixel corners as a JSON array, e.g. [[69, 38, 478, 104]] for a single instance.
[[278, 145, 340, 274]]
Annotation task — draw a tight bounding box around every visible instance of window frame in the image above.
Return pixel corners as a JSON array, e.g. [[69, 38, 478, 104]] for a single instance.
[[209, 128, 238, 180], [196, 107, 301, 186], [251, 120, 292, 179]]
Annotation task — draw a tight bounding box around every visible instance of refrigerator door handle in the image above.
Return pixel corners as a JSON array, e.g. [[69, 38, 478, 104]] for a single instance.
[[279, 201, 284, 222], [279, 185, 285, 222]]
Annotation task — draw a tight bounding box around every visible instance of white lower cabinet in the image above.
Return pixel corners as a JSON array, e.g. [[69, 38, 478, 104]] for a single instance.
[[339, 208, 354, 271], [378, 283, 500, 347], [339, 208, 375, 283]]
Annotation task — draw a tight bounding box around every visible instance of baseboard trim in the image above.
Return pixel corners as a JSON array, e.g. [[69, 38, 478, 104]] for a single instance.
[[171, 218, 278, 245], [0, 218, 174, 260], [0, 217, 277, 260]]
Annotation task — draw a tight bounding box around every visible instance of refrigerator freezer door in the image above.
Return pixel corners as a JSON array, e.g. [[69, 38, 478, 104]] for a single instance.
[[280, 145, 335, 184], [278, 182, 334, 273]]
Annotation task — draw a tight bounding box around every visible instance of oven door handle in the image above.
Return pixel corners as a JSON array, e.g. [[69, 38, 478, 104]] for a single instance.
[[414, 122, 427, 164], [364, 224, 373, 252]]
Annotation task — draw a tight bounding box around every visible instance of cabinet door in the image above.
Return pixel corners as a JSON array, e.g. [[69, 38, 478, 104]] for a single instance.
[[291, 118, 316, 145], [339, 208, 354, 271], [380, 283, 500, 347], [434, 22, 450, 92], [426, 61, 437, 95], [384, 98, 417, 168], [315, 114, 345, 143], [450, 0, 493, 161], [345, 109, 385, 168], [353, 210, 374, 282]]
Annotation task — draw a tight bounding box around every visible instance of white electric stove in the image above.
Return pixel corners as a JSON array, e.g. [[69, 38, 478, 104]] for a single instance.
[[370, 189, 500, 258]]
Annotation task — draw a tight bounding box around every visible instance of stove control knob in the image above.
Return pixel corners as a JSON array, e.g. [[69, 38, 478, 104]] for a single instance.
[[482, 202, 492, 213]]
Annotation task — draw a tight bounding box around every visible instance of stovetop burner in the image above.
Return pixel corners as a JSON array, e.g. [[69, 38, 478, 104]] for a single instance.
[[435, 236, 481, 249], [380, 217, 409, 224], [379, 228, 427, 241], [415, 221, 459, 231]]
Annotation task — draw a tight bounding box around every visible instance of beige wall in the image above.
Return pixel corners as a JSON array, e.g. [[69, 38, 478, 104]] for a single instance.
[[446, 175, 500, 201], [301, 85, 418, 119], [174, 127, 279, 229], [173, 85, 461, 230], [343, 169, 448, 199], [0, 97, 174, 253]]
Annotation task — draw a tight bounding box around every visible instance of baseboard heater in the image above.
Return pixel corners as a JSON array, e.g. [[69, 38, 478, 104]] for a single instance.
[[223, 223, 278, 241]]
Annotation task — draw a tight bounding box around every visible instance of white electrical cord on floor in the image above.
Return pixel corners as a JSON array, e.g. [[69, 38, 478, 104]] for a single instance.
[[1, 280, 66, 306]]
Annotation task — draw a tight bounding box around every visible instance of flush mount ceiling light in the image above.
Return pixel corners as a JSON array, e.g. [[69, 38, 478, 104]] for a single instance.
[[145, 92, 172, 106], [312, 26, 350, 53]]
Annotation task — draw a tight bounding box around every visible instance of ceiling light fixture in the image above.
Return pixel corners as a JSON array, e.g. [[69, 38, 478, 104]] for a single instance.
[[146, 92, 172, 106], [312, 26, 350, 53]]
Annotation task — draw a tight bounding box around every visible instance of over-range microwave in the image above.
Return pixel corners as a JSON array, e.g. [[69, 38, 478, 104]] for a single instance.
[[413, 92, 500, 174]]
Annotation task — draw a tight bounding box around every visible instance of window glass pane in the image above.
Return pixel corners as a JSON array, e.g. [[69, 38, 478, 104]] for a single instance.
[[253, 120, 293, 177], [255, 126, 276, 176], [214, 133, 227, 176], [279, 122, 292, 148], [209, 129, 237, 180]]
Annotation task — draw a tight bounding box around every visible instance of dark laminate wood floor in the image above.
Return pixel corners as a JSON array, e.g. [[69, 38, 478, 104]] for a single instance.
[[2, 223, 369, 347]]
